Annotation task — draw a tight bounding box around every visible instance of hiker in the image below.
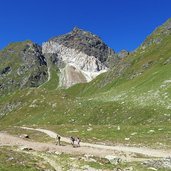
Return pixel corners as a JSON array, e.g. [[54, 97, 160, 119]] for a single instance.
[[70, 136, 75, 147], [56, 135, 61, 146], [76, 137, 81, 147]]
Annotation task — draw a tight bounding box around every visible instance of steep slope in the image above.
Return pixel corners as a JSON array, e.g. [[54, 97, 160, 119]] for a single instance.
[[0, 19, 171, 148], [0, 41, 48, 96], [65, 18, 171, 124], [66, 18, 171, 95], [42, 27, 115, 87]]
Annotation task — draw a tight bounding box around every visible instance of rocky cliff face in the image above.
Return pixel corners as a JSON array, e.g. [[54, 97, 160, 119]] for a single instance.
[[49, 27, 114, 63], [42, 27, 115, 87], [0, 28, 116, 93], [0, 41, 48, 95]]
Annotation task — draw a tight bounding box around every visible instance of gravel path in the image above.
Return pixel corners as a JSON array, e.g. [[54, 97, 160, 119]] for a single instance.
[[20, 127, 171, 158], [0, 132, 128, 159]]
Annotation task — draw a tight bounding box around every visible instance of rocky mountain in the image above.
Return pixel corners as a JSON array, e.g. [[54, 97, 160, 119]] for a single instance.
[[72, 18, 171, 93], [42, 27, 115, 87], [0, 19, 171, 157], [0, 18, 171, 128], [1, 19, 171, 94], [1, 16, 171, 171], [0, 41, 48, 96], [0, 28, 117, 94]]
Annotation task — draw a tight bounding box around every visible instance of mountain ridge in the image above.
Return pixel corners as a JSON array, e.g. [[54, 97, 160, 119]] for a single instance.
[[42, 27, 116, 87], [0, 41, 48, 96], [0, 18, 171, 130], [1, 18, 171, 93]]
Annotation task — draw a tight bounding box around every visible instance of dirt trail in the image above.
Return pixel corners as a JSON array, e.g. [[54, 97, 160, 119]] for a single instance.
[[20, 127, 171, 158], [0, 132, 121, 158]]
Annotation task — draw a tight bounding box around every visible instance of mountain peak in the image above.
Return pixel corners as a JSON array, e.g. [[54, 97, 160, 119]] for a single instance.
[[48, 28, 115, 63], [72, 26, 83, 32], [43, 28, 115, 87]]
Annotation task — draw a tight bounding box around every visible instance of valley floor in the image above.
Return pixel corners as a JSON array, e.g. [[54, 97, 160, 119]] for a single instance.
[[0, 126, 171, 171]]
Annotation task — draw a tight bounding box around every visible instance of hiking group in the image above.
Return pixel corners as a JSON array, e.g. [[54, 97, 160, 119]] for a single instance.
[[56, 134, 81, 147], [70, 136, 81, 147]]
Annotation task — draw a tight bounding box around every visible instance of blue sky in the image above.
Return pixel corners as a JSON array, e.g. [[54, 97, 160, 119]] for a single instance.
[[0, 0, 171, 52]]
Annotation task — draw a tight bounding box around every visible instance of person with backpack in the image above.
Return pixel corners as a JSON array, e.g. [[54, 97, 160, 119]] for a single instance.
[[70, 136, 75, 147], [76, 137, 81, 147], [56, 135, 61, 146]]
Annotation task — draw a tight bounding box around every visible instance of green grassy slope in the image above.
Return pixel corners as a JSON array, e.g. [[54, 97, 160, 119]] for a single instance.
[[40, 65, 59, 90], [0, 41, 48, 96], [0, 19, 171, 148], [0, 147, 53, 171]]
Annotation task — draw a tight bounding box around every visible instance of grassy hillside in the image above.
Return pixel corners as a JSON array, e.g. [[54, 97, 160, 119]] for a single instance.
[[0, 41, 48, 96], [0, 19, 171, 148]]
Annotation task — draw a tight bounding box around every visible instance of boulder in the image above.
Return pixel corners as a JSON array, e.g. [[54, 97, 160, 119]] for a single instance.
[[118, 50, 129, 59], [20, 134, 29, 139], [20, 146, 33, 151], [105, 155, 122, 165]]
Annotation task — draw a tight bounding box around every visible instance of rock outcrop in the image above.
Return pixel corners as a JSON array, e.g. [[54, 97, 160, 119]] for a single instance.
[[140, 18, 171, 50], [43, 27, 115, 87], [0, 41, 48, 95], [118, 50, 129, 59], [0, 28, 116, 92]]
